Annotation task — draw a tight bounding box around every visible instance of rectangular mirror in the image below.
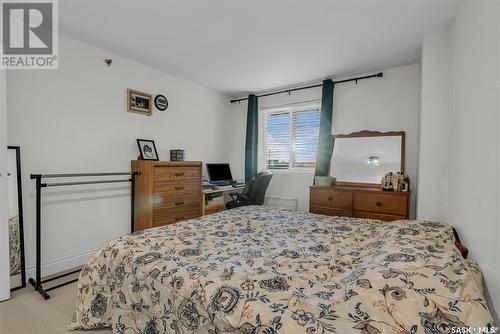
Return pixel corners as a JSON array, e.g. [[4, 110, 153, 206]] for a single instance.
[[330, 131, 405, 185], [8, 146, 26, 291]]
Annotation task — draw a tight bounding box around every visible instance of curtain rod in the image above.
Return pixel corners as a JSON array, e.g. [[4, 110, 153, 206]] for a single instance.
[[230, 72, 383, 104]]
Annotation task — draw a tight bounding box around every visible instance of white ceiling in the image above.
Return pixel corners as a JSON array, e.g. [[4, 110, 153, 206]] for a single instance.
[[59, 1, 457, 97]]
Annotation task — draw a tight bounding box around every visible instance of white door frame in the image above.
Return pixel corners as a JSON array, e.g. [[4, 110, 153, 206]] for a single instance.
[[0, 69, 10, 301]]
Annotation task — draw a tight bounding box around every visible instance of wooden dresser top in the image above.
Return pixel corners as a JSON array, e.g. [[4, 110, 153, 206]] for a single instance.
[[131, 160, 202, 167], [310, 185, 411, 197]]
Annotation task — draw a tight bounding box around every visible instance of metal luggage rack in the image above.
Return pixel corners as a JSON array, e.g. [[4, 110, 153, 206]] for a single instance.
[[28, 171, 139, 300]]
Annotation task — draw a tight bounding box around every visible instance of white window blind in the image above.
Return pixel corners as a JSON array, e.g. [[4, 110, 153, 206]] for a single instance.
[[258, 100, 321, 170]]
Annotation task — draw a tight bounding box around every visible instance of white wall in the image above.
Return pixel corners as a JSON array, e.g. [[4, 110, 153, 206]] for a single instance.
[[417, 21, 454, 221], [228, 64, 421, 214], [6, 35, 234, 277], [448, 1, 500, 322], [418, 1, 500, 322], [0, 70, 10, 301]]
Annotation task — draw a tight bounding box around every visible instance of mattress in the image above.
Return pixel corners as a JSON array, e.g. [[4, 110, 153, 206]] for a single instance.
[[68, 205, 493, 333]]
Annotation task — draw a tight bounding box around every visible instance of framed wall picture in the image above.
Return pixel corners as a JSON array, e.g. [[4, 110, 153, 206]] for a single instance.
[[137, 139, 159, 160], [128, 89, 152, 116]]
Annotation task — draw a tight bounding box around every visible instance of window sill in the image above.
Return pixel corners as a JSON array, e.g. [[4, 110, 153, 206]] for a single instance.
[[264, 168, 316, 174]]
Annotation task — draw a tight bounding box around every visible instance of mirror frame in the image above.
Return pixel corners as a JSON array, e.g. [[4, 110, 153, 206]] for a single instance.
[[332, 130, 406, 187], [8, 146, 26, 291]]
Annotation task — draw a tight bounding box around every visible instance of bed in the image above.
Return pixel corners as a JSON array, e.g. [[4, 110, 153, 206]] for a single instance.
[[69, 206, 493, 333]]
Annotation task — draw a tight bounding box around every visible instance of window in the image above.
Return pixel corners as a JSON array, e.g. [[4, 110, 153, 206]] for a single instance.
[[258, 101, 321, 170]]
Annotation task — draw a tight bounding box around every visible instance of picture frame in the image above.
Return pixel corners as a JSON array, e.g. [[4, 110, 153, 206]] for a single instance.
[[7, 146, 26, 292], [137, 139, 159, 160], [128, 89, 152, 116]]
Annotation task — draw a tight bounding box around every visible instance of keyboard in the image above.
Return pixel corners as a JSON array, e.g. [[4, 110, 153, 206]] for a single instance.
[[211, 181, 231, 186]]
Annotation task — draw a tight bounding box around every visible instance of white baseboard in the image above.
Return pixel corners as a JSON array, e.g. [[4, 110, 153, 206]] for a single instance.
[[25, 248, 99, 280]]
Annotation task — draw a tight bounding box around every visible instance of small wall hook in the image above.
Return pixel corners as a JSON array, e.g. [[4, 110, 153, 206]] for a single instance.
[[104, 59, 112, 66]]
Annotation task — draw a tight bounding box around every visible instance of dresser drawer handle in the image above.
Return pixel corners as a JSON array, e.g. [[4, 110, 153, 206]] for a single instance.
[[175, 172, 185, 177], [174, 186, 185, 190], [376, 201, 383, 207], [175, 200, 185, 206], [327, 196, 333, 201], [174, 216, 184, 221]]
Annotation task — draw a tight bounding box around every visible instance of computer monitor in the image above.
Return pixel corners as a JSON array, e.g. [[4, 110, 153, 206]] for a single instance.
[[206, 163, 233, 184]]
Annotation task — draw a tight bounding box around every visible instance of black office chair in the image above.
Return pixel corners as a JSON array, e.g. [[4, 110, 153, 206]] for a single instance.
[[226, 171, 273, 210]]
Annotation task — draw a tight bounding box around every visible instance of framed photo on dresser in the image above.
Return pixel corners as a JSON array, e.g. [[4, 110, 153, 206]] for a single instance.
[[137, 139, 159, 160]]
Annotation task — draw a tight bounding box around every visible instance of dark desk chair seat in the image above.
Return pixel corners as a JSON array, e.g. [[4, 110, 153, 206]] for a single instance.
[[226, 171, 273, 210]]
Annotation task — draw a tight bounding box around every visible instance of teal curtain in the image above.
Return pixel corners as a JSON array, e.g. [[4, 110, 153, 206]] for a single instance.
[[245, 94, 258, 181], [314, 79, 335, 179]]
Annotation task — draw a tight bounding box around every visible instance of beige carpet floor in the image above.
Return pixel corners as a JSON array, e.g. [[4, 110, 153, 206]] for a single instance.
[[0, 281, 111, 334]]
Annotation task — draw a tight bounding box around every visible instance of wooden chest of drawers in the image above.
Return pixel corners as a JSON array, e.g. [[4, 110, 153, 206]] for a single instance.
[[132, 160, 202, 231], [310, 185, 410, 221]]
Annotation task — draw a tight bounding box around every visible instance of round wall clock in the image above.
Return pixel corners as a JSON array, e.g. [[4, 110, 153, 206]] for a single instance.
[[154, 95, 169, 111]]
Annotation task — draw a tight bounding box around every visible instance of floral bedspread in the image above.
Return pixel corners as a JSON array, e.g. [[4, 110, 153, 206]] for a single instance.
[[69, 206, 493, 334]]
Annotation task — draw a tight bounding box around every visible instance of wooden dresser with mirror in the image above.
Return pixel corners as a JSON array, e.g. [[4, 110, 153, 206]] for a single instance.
[[310, 130, 410, 221], [132, 160, 202, 231]]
